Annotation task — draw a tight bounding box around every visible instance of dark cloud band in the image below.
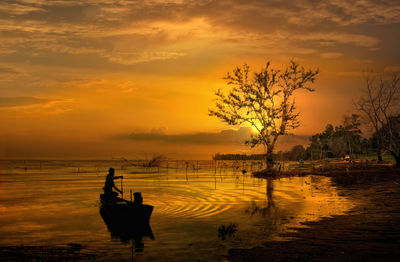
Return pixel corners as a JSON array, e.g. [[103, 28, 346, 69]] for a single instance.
[[120, 127, 252, 145], [119, 127, 310, 146]]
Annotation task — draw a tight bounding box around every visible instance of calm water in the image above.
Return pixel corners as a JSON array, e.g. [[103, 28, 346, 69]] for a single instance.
[[0, 160, 353, 261]]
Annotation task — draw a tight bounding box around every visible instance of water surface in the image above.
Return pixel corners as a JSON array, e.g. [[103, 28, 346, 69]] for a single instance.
[[0, 160, 353, 261]]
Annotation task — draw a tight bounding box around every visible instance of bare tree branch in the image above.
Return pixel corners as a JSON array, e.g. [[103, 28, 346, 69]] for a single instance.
[[355, 71, 400, 165]]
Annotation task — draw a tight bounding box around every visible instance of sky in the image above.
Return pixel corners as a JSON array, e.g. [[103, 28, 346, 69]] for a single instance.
[[0, 0, 399, 159]]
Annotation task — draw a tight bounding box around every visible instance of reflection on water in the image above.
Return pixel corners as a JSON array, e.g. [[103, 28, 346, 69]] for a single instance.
[[99, 205, 154, 252], [246, 178, 276, 217], [0, 160, 354, 261]]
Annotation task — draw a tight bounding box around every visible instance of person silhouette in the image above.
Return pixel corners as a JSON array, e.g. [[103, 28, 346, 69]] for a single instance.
[[103, 168, 123, 201]]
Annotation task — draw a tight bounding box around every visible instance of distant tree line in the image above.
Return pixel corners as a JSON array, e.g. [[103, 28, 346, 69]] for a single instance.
[[213, 113, 400, 164], [305, 113, 399, 163], [307, 114, 365, 160], [212, 153, 267, 161]]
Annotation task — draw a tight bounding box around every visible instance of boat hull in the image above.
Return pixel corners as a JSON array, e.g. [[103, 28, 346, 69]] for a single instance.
[[99, 194, 153, 223]]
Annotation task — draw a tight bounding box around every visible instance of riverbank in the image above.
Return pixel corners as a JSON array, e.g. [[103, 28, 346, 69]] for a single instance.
[[228, 165, 400, 261]]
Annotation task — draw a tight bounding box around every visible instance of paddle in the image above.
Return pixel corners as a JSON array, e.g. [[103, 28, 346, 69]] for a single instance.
[[130, 189, 133, 203]]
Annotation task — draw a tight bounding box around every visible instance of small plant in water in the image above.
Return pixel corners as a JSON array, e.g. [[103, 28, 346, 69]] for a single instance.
[[143, 154, 165, 167], [218, 223, 238, 240]]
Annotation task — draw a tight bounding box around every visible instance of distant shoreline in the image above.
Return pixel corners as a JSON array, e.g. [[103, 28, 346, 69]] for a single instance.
[[252, 162, 399, 179]]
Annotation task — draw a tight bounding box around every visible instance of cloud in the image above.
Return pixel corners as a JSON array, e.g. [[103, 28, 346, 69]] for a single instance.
[[120, 127, 253, 145], [0, 97, 73, 114], [320, 52, 343, 59], [119, 127, 311, 149], [0, 3, 45, 15], [10, 0, 399, 28], [0, 96, 50, 107], [384, 66, 400, 72], [118, 81, 137, 93], [0, 0, 390, 69], [297, 33, 380, 48], [325, 0, 400, 25], [101, 50, 186, 65], [0, 65, 19, 75]]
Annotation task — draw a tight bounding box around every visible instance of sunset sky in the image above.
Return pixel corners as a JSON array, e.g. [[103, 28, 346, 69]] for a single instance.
[[1, 0, 400, 159]]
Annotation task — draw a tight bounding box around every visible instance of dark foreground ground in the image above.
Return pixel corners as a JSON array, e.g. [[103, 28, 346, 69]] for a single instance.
[[229, 165, 400, 261], [0, 244, 100, 261]]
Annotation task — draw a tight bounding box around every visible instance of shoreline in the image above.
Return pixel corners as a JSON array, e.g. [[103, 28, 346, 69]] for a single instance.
[[228, 165, 400, 261]]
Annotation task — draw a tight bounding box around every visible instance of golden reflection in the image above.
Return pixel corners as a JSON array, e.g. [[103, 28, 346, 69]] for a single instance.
[[0, 160, 354, 248]]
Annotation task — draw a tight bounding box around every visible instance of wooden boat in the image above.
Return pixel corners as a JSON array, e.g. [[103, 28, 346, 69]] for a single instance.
[[99, 193, 153, 223]]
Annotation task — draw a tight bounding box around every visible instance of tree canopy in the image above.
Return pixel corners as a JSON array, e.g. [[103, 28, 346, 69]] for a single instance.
[[308, 114, 363, 159], [209, 60, 318, 169]]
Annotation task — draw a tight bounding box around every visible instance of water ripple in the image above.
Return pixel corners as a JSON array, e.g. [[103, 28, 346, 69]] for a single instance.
[[146, 183, 266, 218]]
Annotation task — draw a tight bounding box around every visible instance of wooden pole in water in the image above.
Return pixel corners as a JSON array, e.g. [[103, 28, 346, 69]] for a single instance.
[[185, 161, 188, 181]]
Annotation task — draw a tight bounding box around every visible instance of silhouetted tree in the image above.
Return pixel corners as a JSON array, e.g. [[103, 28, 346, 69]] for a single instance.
[[378, 115, 400, 166], [289, 145, 306, 161], [342, 114, 362, 156], [308, 116, 362, 159], [309, 124, 333, 159], [329, 114, 362, 157], [209, 60, 318, 170], [276, 145, 307, 161], [355, 72, 400, 162], [360, 138, 373, 155]]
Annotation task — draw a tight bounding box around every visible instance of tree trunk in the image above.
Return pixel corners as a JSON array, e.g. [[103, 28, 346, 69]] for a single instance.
[[377, 148, 383, 162], [376, 135, 383, 163], [266, 178, 274, 208], [390, 152, 400, 167], [319, 146, 322, 160], [395, 155, 400, 167], [266, 148, 274, 170]]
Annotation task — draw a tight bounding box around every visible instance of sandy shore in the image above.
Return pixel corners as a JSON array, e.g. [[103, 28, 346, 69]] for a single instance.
[[228, 166, 400, 261]]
